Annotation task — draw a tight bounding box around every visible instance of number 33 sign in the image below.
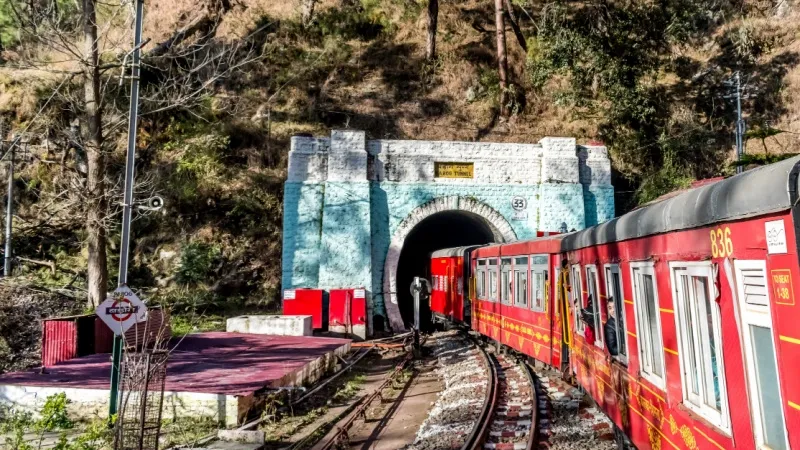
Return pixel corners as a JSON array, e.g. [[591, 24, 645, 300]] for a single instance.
[[511, 196, 527, 212]]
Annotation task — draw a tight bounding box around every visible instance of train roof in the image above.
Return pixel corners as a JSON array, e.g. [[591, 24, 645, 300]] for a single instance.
[[431, 245, 484, 257], [562, 155, 800, 251]]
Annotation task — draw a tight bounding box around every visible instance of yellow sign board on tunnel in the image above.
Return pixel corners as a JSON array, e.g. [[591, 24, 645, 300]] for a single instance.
[[435, 162, 474, 179]]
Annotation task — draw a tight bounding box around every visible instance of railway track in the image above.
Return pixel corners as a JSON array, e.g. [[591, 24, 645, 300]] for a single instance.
[[528, 365, 620, 450], [461, 348, 536, 450], [484, 354, 536, 450], [291, 331, 621, 450], [461, 340, 623, 450]]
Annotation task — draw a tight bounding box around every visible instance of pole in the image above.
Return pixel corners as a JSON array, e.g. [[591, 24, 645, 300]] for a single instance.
[[3, 140, 12, 276], [735, 72, 744, 174], [110, 0, 144, 421]]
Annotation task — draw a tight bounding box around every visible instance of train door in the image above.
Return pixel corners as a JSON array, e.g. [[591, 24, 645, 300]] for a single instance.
[[734, 260, 789, 450]]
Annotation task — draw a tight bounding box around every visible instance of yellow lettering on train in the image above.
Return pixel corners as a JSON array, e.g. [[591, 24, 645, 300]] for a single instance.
[[710, 226, 733, 258]]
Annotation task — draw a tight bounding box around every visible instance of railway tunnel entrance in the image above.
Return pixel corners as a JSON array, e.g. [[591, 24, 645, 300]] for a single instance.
[[283, 130, 616, 335], [395, 211, 496, 328], [382, 196, 519, 331]]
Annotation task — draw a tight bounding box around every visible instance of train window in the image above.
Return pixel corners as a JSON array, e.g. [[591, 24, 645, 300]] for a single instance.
[[585, 265, 603, 347], [671, 262, 730, 432], [531, 255, 548, 312], [604, 264, 628, 362], [477, 260, 486, 299], [531, 255, 548, 265], [631, 261, 666, 389], [489, 259, 498, 302], [501, 258, 512, 304], [735, 260, 789, 449], [513, 257, 528, 308], [570, 265, 585, 335]]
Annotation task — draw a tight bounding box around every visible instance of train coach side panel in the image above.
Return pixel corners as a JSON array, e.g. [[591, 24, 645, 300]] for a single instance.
[[564, 212, 800, 450], [430, 257, 449, 319], [763, 212, 800, 447], [471, 245, 562, 369]]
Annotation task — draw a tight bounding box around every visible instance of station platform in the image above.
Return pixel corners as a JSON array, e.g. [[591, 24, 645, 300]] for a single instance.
[[0, 332, 351, 425]]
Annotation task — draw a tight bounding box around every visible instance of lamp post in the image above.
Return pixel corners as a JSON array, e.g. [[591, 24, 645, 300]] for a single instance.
[[108, 0, 144, 421]]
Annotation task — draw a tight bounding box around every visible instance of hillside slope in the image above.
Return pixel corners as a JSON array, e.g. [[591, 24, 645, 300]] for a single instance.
[[0, 0, 798, 370]]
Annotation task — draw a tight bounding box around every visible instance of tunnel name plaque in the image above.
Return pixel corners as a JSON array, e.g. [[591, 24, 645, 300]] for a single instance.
[[434, 162, 474, 178]]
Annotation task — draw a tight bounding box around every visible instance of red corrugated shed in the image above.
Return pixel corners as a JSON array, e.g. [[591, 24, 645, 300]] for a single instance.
[[41, 313, 116, 368], [42, 319, 78, 367], [93, 317, 114, 353]]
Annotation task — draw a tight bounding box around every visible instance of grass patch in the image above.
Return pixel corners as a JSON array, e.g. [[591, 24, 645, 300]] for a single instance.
[[331, 373, 366, 403], [262, 406, 327, 443], [261, 366, 369, 443], [170, 314, 226, 336], [160, 417, 219, 448]]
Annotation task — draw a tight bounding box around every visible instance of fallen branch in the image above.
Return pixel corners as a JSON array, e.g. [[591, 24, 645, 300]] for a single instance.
[[17, 256, 56, 274]]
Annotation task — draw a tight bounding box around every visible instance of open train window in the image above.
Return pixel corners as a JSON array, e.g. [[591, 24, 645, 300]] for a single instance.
[[501, 258, 512, 304], [670, 262, 730, 432], [585, 265, 603, 348], [604, 264, 628, 363], [513, 257, 528, 308], [488, 259, 498, 302], [570, 265, 585, 336], [477, 260, 486, 299], [531, 255, 548, 312], [631, 261, 666, 389]]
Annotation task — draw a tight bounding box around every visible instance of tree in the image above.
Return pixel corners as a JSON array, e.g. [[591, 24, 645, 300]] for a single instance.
[[301, 0, 317, 27], [0, 0, 255, 306], [82, 0, 107, 307], [426, 0, 438, 60], [494, 0, 509, 116]]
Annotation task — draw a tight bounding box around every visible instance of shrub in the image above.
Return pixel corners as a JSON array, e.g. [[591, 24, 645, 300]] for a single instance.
[[175, 242, 221, 286]]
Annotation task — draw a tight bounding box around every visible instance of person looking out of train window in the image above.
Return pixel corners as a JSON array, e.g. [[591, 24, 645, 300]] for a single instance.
[[580, 295, 596, 344], [604, 298, 618, 356]]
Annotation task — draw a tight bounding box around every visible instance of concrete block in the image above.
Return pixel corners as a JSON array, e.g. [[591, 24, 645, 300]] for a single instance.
[[226, 315, 312, 336], [217, 430, 265, 444]]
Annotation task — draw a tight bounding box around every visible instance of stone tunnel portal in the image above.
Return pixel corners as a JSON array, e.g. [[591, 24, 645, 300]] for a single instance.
[[395, 210, 497, 329]]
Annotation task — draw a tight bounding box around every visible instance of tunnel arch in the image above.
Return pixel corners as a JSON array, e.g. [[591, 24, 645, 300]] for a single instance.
[[382, 196, 517, 331]]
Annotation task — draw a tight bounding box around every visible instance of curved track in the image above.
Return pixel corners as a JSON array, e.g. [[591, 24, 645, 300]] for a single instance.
[[460, 343, 497, 450], [463, 346, 537, 450]]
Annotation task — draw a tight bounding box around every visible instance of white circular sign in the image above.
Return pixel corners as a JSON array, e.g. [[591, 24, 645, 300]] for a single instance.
[[96, 287, 148, 335], [511, 196, 527, 211]]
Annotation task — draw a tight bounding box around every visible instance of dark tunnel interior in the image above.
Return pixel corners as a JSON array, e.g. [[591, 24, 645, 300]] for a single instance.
[[395, 211, 497, 328]]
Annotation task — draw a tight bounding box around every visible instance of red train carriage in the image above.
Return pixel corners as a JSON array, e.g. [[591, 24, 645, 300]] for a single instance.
[[470, 237, 565, 369], [430, 246, 480, 324], [556, 156, 800, 450], [434, 155, 800, 450]]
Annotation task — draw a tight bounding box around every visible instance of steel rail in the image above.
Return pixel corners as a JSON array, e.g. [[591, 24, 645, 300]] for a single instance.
[[289, 345, 375, 407], [461, 341, 498, 450], [317, 352, 414, 450], [519, 359, 538, 450], [234, 346, 376, 432]]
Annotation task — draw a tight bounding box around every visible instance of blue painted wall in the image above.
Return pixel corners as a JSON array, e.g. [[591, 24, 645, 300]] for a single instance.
[[281, 134, 616, 332]]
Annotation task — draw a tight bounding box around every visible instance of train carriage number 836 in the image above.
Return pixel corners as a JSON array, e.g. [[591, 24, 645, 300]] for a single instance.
[[710, 226, 734, 258]]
